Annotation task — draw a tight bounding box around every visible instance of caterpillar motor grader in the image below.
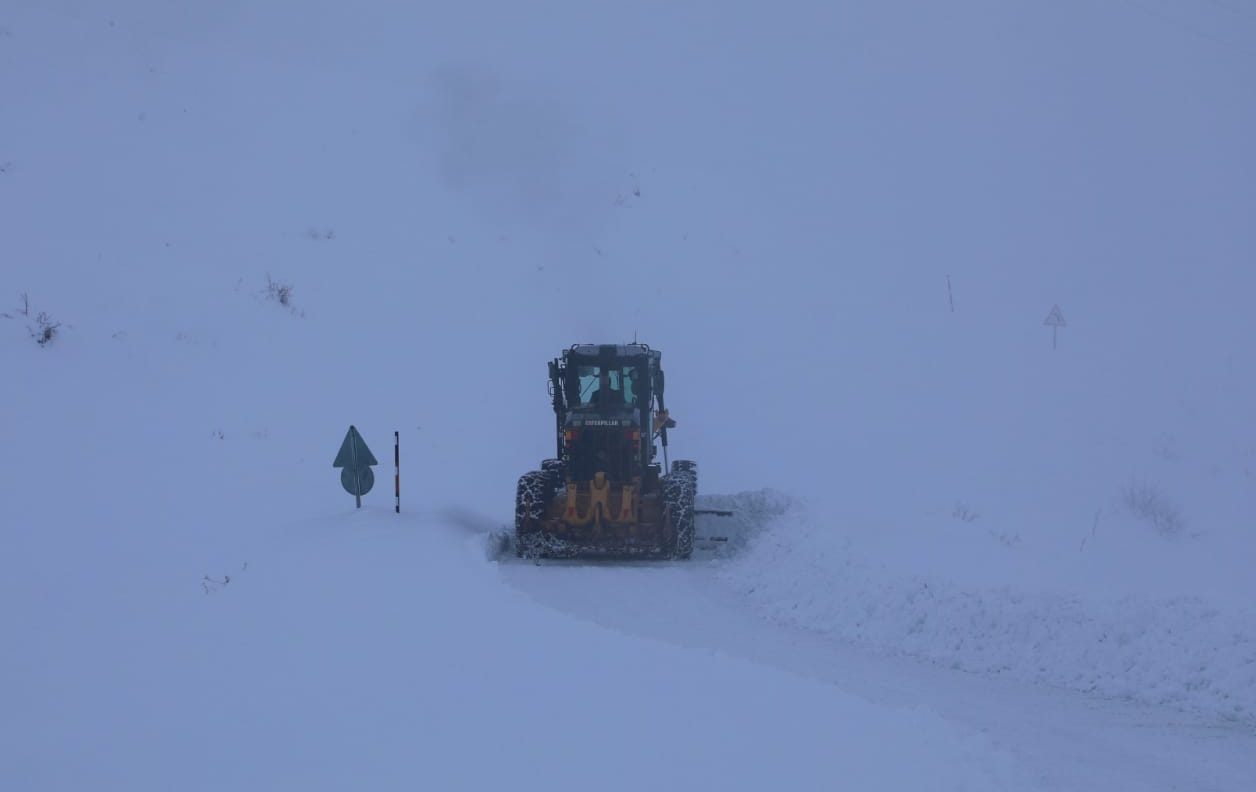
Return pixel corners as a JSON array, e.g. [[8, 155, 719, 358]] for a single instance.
[[515, 343, 697, 559]]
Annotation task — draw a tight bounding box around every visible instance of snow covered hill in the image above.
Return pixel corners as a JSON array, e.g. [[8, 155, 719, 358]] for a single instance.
[[3, 1, 1255, 789]]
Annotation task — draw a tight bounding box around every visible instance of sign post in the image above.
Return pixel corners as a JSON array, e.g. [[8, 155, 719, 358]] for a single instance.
[[333, 425, 378, 508], [394, 431, 400, 514], [1044, 304, 1067, 350]]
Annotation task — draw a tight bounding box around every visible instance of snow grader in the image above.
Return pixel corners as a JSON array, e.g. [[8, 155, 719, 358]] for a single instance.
[[515, 343, 698, 559]]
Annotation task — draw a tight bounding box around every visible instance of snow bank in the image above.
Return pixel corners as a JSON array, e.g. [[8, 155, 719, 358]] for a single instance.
[[715, 493, 1256, 725]]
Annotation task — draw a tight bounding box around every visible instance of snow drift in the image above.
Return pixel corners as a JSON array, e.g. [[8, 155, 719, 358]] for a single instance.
[[717, 493, 1256, 725]]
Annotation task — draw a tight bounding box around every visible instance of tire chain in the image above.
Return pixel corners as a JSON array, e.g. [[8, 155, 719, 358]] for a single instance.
[[515, 470, 557, 557], [663, 463, 697, 559]]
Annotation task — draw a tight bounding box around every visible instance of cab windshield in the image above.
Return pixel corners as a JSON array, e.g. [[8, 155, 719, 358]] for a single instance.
[[570, 365, 640, 408]]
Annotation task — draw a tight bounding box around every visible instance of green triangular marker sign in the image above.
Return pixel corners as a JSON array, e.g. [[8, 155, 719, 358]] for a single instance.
[[334, 425, 378, 506], [334, 425, 379, 469]]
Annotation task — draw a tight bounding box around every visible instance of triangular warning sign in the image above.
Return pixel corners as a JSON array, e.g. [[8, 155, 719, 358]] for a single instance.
[[1044, 304, 1067, 327], [333, 425, 379, 469]]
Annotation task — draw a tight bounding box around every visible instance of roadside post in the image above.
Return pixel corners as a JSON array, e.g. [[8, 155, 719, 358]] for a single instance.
[[1044, 304, 1067, 350]]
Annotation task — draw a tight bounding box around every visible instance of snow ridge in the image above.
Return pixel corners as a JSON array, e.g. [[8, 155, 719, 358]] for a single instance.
[[716, 495, 1256, 725]]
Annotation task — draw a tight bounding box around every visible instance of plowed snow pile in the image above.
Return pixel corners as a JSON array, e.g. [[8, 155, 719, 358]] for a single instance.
[[716, 492, 1256, 724]]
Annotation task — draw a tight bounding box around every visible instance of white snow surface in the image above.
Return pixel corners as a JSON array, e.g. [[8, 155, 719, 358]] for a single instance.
[[3, 0, 1256, 789], [2, 503, 1028, 791], [715, 492, 1256, 725]]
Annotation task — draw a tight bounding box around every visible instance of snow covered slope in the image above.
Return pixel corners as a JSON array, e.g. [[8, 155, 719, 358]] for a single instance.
[[499, 513, 1256, 792], [4, 503, 1034, 790], [3, 0, 1255, 789], [714, 493, 1256, 724]]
